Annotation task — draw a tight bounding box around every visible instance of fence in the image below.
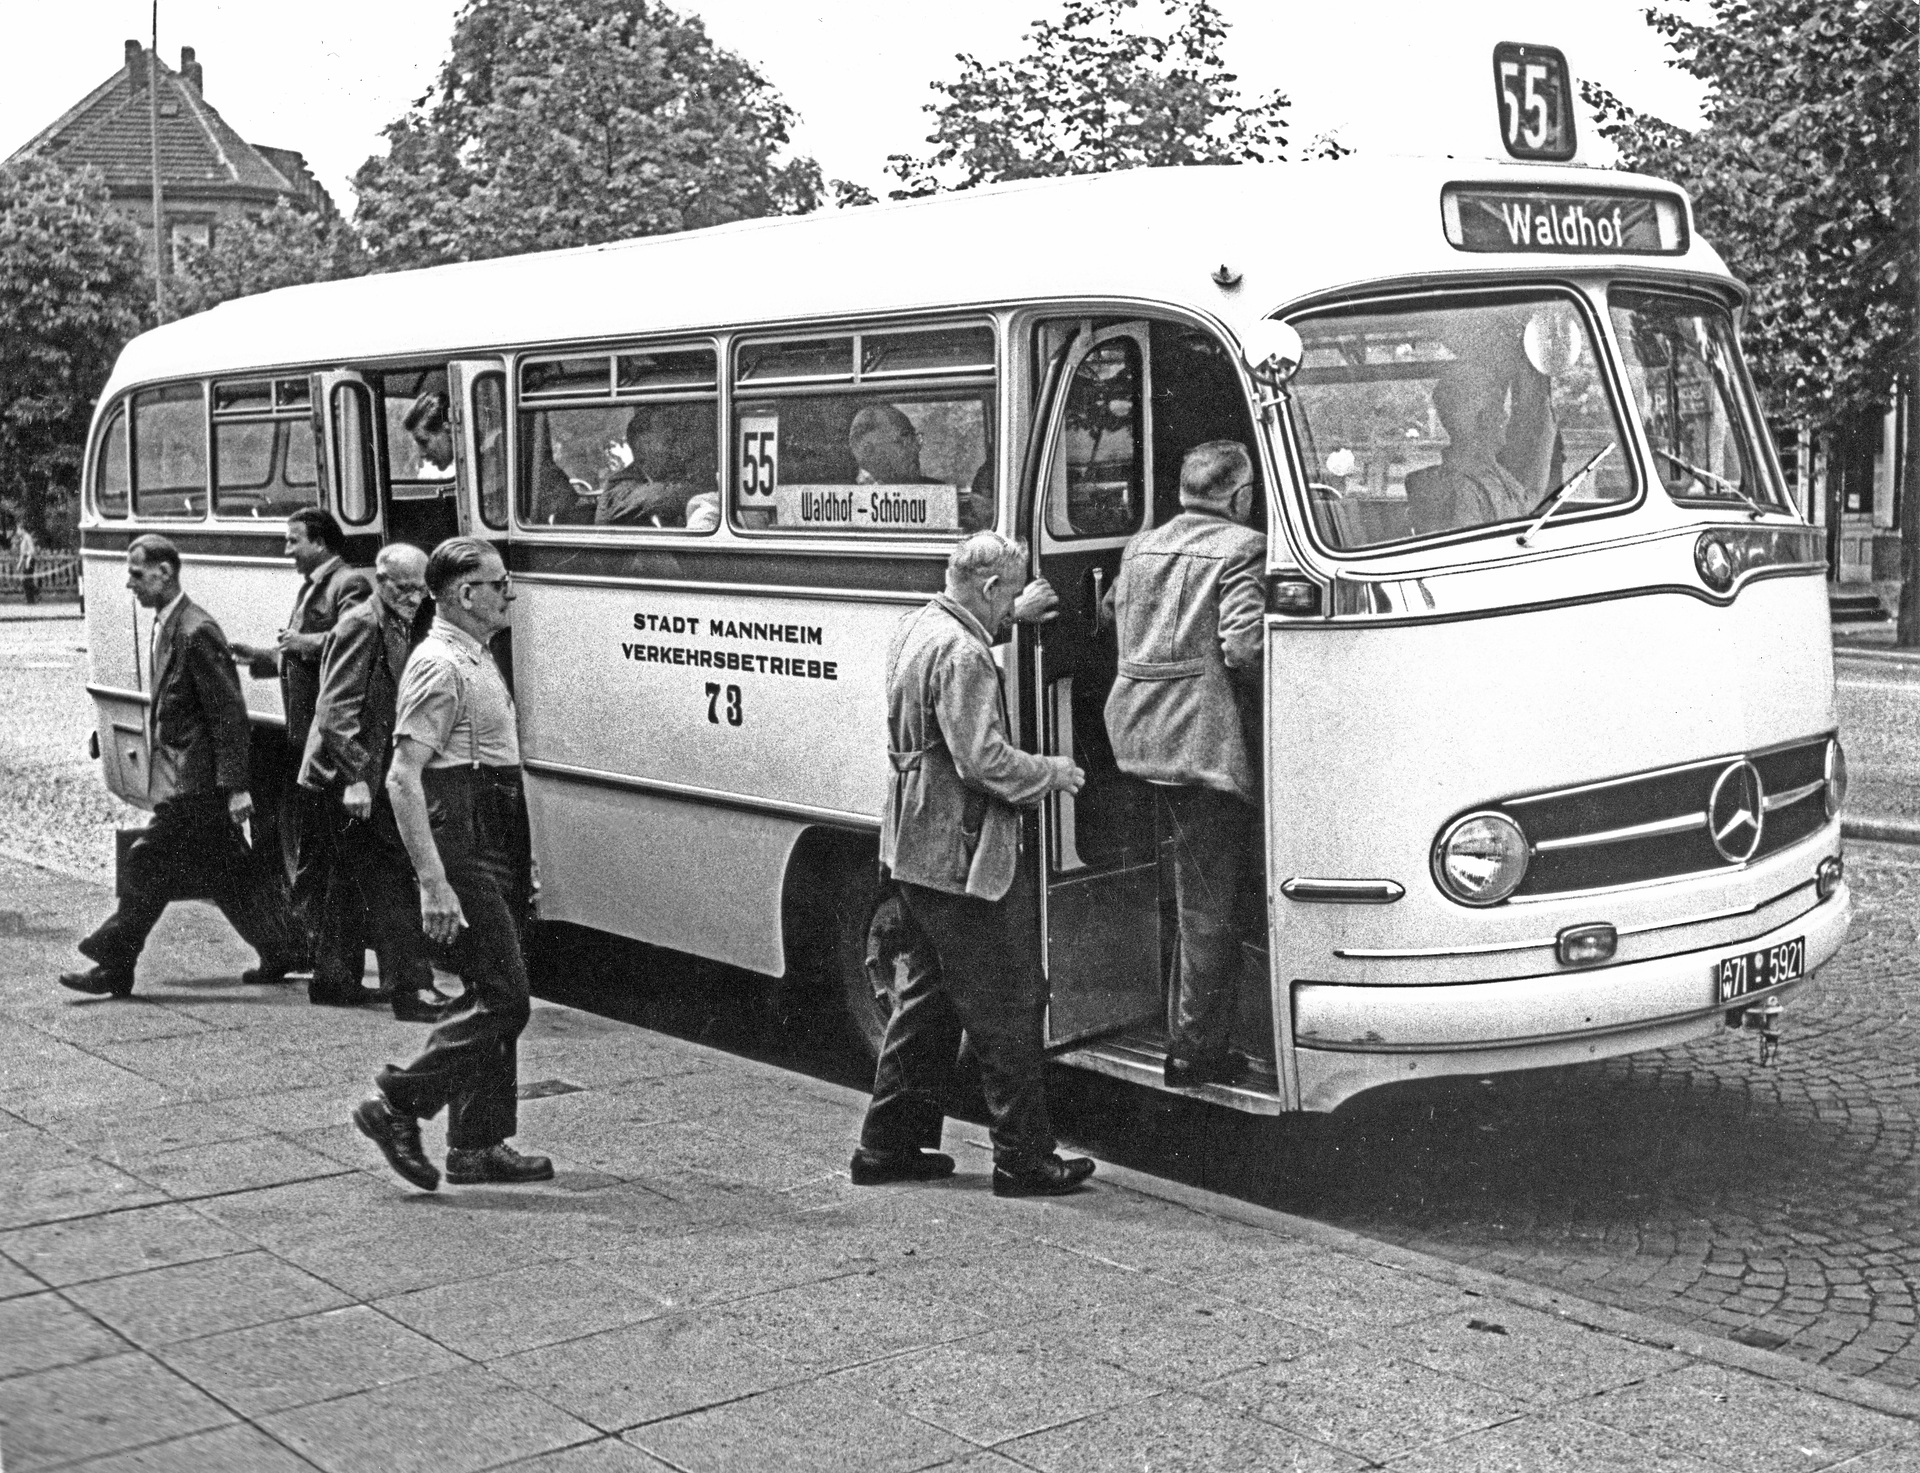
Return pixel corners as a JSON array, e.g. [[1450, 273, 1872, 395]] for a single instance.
[[0, 551, 81, 601]]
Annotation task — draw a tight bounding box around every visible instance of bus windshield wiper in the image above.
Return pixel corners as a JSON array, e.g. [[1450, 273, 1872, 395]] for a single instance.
[[1651, 447, 1766, 518], [1517, 442, 1615, 547]]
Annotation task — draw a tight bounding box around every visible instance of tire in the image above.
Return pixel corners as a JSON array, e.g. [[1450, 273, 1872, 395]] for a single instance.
[[829, 856, 894, 1062]]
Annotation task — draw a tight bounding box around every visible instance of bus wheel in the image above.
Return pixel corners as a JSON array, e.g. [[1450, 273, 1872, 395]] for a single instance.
[[831, 861, 895, 1062]]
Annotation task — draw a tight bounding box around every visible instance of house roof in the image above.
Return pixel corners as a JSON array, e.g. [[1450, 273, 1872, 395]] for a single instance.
[[7, 41, 309, 206]]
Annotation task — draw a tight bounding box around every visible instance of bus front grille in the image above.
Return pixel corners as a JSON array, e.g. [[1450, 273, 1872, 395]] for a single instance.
[[1499, 735, 1832, 898]]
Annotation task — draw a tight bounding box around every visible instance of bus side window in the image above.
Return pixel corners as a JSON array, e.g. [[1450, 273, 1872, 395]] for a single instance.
[[1048, 338, 1144, 539], [474, 372, 509, 530], [730, 323, 995, 535], [94, 404, 129, 519], [332, 383, 377, 527], [211, 377, 319, 520], [131, 384, 207, 519]]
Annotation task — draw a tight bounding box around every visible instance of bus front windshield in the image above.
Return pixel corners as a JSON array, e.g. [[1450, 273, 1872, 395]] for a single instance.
[[1609, 288, 1787, 513], [1286, 292, 1634, 553]]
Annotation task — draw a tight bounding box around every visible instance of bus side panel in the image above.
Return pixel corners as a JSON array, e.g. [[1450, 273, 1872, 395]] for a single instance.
[[525, 776, 804, 975], [512, 579, 902, 823], [174, 553, 299, 727]]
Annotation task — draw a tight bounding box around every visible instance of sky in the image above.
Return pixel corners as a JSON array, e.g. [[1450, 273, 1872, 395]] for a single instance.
[[1, 1, 1713, 209]]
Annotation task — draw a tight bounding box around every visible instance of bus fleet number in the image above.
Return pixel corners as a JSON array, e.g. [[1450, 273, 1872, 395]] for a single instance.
[[705, 682, 744, 726]]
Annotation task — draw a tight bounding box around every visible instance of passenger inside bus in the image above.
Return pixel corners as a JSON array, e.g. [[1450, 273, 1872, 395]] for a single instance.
[[849, 404, 992, 532], [595, 402, 720, 530], [1404, 364, 1536, 535]]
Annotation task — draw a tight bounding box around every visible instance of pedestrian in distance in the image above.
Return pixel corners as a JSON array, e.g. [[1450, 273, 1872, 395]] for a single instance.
[[230, 507, 373, 984], [299, 542, 454, 1022], [851, 530, 1097, 1198], [352, 537, 552, 1191], [1103, 440, 1266, 1089], [59, 535, 300, 997], [14, 525, 37, 605]]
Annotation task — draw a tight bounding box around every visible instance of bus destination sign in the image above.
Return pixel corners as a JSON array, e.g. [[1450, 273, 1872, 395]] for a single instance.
[[1492, 42, 1576, 161], [1442, 186, 1688, 256]]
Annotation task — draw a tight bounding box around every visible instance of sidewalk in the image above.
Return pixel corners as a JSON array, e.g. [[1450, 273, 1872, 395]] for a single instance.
[[2, 856, 1918, 1471]]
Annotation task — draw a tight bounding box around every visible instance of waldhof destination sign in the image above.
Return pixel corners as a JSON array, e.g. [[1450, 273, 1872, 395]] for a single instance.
[[1441, 185, 1689, 256]]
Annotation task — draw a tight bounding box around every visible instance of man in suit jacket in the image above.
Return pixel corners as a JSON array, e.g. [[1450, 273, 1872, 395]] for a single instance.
[[232, 508, 371, 970], [298, 543, 452, 1021], [61, 536, 298, 996]]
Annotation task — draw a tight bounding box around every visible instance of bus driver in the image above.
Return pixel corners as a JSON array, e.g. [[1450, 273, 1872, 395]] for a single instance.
[[1404, 363, 1535, 535]]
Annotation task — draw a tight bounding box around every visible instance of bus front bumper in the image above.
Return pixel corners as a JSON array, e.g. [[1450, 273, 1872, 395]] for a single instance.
[[1291, 882, 1851, 1113]]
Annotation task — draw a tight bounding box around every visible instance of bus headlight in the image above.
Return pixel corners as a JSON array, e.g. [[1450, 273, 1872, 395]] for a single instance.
[[1432, 812, 1530, 906], [1825, 735, 1848, 819]]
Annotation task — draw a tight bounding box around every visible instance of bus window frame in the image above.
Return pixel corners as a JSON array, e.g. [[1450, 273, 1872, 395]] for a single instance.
[[511, 336, 722, 536], [724, 314, 1001, 541], [209, 374, 320, 522], [128, 380, 211, 523], [1274, 278, 1644, 565]]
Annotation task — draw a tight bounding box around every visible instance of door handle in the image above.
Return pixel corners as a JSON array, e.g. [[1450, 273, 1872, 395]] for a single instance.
[[1087, 565, 1106, 631]]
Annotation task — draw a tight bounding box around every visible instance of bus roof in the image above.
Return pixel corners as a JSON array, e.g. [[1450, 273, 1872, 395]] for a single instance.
[[105, 156, 1734, 396]]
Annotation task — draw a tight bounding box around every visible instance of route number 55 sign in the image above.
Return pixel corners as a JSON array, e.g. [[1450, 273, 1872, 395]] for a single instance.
[[1493, 42, 1576, 162]]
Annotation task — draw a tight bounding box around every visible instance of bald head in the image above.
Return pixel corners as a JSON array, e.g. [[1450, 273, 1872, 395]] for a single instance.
[[373, 542, 430, 622]]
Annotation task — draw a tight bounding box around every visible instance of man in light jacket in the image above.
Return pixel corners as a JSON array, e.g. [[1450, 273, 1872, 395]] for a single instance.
[[852, 531, 1095, 1198], [1105, 440, 1266, 1089]]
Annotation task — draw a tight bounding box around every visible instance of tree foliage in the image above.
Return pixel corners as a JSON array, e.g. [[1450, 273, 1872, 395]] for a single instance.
[[170, 198, 366, 317], [353, 0, 822, 269], [1583, 0, 1916, 429], [888, 0, 1301, 196], [0, 155, 146, 544]]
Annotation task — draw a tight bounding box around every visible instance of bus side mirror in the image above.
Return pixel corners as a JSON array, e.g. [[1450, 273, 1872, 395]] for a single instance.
[[1243, 320, 1304, 387]]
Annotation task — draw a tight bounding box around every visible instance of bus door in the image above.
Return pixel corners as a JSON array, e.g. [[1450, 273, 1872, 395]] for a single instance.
[[310, 370, 383, 545], [446, 359, 510, 544], [1031, 321, 1163, 1047]]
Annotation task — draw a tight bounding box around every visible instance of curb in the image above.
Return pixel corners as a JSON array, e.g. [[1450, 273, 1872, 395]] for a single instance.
[[1834, 643, 1920, 665]]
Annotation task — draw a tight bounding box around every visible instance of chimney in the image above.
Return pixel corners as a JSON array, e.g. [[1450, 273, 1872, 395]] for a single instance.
[[124, 38, 144, 88], [180, 46, 202, 94]]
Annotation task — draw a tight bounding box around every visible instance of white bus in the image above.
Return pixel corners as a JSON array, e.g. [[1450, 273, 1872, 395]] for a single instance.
[[78, 52, 1848, 1115]]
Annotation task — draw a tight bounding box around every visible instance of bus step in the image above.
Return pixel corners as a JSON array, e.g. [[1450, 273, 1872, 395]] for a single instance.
[[1052, 1031, 1287, 1115]]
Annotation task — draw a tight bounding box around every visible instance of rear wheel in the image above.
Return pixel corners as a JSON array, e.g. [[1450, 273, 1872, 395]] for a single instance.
[[830, 857, 893, 1062]]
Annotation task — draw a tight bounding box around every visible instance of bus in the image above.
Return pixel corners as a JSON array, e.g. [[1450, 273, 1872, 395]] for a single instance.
[[77, 49, 1848, 1115]]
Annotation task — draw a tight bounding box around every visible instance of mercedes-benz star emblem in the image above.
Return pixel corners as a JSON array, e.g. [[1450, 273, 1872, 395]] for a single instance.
[[1707, 759, 1765, 863]]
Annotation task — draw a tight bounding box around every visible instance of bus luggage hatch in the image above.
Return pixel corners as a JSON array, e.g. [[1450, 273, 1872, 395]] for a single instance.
[[1033, 322, 1162, 1048]]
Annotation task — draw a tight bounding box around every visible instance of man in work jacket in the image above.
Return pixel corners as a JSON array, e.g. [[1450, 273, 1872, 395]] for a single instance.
[[851, 530, 1096, 1199], [1104, 440, 1267, 1089], [299, 542, 452, 1021]]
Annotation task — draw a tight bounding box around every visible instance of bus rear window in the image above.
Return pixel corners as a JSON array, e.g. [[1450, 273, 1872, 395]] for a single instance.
[[132, 384, 206, 519], [1286, 292, 1633, 551], [94, 405, 129, 518]]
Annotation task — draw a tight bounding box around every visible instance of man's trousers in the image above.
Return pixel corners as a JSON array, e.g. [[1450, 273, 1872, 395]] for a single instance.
[[81, 792, 293, 979], [858, 877, 1055, 1166], [310, 786, 433, 1001], [377, 766, 531, 1151], [1161, 784, 1255, 1064]]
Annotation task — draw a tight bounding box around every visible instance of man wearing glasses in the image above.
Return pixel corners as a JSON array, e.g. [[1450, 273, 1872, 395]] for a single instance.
[[1102, 441, 1267, 1091], [351, 537, 552, 1190], [299, 542, 453, 1022]]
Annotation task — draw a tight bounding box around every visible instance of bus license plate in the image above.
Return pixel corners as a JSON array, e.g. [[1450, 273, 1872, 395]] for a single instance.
[[1716, 936, 1805, 1004]]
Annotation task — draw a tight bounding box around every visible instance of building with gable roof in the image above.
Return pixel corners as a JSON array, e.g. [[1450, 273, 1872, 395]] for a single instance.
[[6, 39, 337, 273]]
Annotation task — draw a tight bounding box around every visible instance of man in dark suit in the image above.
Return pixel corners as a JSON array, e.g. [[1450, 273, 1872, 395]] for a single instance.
[[60, 536, 298, 996], [232, 508, 371, 977], [299, 543, 452, 1021]]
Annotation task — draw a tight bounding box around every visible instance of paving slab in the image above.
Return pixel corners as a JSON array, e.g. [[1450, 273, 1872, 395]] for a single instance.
[[0, 1200, 257, 1288], [0, 1352, 236, 1471], [625, 1376, 975, 1473], [1000, 1387, 1366, 1472]]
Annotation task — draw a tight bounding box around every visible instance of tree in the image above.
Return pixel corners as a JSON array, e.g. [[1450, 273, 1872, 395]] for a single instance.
[[1582, 1, 1918, 635], [353, 0, 821, 270], [0, 155, 146, 546], [888, 0, 1302, 197], [170, 198, 367, 317]]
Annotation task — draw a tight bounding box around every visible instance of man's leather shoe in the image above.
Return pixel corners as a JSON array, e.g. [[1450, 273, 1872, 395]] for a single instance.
[[58, 967, 134, 998], [351, 1096, 438, 1191], [391, 989, 459, 1024], [992, 1153, 1096, 1198], [445, 1142, 554, 1184], [850, 1148, 956, 1185], [1164, 1054, 1236, 1089], [309, 981, 371, 1007]]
